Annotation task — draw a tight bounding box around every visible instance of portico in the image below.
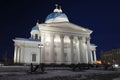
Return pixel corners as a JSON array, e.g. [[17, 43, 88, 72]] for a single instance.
[[38, 29, 96, 64]]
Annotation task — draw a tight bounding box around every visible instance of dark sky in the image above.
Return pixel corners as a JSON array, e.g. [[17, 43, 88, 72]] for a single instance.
[[0, 0, 120, 59]]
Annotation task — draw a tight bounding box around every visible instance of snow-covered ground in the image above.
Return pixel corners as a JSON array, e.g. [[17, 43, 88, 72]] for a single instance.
[[0, 66, 120, 80]]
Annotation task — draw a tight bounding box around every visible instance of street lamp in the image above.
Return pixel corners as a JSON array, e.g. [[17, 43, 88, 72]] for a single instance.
[[38, 44, 44, 72], [38, 44, 44, 64], [30, 44, 44, 73]]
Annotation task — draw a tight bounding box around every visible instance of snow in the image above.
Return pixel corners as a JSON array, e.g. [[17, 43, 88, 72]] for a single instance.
[[0, 66, 120, 80]]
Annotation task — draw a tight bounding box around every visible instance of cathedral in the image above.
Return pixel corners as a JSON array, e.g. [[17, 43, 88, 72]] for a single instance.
[[13, 5, 97, 65]]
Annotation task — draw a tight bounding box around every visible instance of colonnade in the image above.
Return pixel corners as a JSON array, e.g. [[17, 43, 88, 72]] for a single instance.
[[42, 32, 97, 64], [14, 45, 21, 63]]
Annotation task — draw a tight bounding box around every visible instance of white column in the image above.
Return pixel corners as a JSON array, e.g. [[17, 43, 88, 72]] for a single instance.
[[86, 37, 93, 64], [93, 50, 97, 63], [60, 34, 64, 64], [14, 45, 17, 63], [41, 32, 45, 63], [77, 37, 81, 64], [16, 47, 20, 63], [90, 51, 93, 64], [69, 36, 74, 64], [50, 33, 55, 63], [81, 37, 88, 64], [19, 47, 21, 63], [20, 46, 24, 63], [85, 38, 88, 64], [79, 37, 84, 63], [16, 47, 19, 63]]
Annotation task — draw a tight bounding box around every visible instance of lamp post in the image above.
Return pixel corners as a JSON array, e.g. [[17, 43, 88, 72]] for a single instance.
[[38, 44, 44, 72], [38, 44, 44, 64], [30, 44, 44, 73]]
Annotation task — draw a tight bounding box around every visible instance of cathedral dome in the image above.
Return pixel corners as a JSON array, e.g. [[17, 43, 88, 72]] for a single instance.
[[45, 4, 69, 23]]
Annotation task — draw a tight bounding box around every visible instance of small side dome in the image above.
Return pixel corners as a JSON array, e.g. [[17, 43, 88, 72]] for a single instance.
[[32, 26, 39, 31], [30, 22, 40, 40], [45, 4, 69, 23], [31, 22, 39, 31]]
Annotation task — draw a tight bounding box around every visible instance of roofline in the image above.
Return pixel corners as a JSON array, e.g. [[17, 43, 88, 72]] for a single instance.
[[39, 22, 93, 35], [13, 38, 40, 43]]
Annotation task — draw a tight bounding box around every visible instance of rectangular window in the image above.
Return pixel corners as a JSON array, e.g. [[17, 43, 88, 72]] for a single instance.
[[32, 54, 36, 62], [35, 34, 38, 39]]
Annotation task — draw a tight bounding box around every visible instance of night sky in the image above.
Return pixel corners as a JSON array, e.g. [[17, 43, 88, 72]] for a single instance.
[[0, 0, 120, 59]]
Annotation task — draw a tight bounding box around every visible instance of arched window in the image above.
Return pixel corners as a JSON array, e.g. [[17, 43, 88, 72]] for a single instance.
[[35, 34, 38, 39]]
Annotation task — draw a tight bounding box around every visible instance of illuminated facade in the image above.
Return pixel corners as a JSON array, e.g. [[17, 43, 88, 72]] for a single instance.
[[101, 49, 120, 65], [13, 5, 97, 65]]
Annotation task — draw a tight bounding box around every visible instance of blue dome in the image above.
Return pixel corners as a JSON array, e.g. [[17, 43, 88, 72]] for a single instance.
[[31, 26, 39, 31], [45, 12, 69, 23]]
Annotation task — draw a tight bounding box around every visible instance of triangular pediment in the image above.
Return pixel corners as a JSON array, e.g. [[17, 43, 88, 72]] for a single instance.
[[39, 22, 92, 34]]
